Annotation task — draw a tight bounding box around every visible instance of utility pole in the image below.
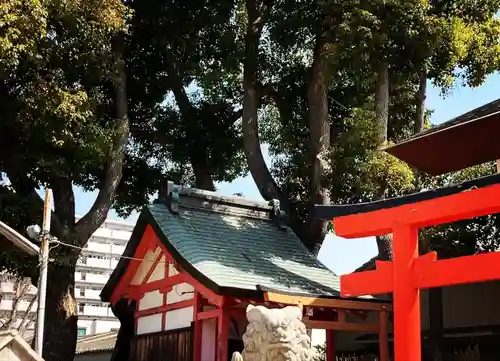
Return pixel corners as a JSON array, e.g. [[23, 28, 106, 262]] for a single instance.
[[35, 188, 51, 356]]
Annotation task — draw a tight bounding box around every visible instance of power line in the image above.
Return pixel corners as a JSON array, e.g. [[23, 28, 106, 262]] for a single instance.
[[52, 239, 173, 265]]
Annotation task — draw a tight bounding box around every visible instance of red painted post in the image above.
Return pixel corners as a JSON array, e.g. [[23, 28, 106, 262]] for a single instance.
[[378, 310, 389, 361], [325, 330, 336, 361], [392, 226, 421, 361], [193, 293, 203, 361], [217, 308, 229, 361]]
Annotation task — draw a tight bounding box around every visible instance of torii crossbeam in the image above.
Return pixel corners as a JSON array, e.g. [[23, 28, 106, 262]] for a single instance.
[[315, 173, 500, 361]]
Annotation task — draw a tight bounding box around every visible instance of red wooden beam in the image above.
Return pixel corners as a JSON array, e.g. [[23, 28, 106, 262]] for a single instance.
[[217, 309, 229, 361], [141, 252, 164, 285], [135, 298, 195, 318], [197, 309, 220, 321], [342, 250, 500, 298], [334, 182, 500, 238], [303, 318, 379, 333], [414, 251, 500, 289], [341, 262, 393, 297], [162, 254, 169, 331], [193, 293, 203, 361], [111, 226, 157, 304]]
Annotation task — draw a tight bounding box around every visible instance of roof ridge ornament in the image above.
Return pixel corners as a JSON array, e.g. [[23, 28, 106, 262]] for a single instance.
[[268, 199, 287, 231], [166, 181, 180, 215]]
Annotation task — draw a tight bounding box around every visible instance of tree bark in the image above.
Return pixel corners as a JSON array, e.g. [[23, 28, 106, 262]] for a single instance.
[[307, 37, 331, 254], [41, 262, 78, 361], [2, 277, 30, 330], [75, 32, 130, 242], [19, 295, 37, 335], [164, 48, 215, 191], [41, 32, 130, 361], [375, 59, 389, 146], [374, 58, 392, 260], [242, 0, 282, 201], [241, 0, 333, 253], [414, 69, 427, 134]]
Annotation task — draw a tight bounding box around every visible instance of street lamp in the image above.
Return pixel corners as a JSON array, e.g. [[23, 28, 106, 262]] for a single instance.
[[26, 225, 41, 241], [26, 189, 52, 357]]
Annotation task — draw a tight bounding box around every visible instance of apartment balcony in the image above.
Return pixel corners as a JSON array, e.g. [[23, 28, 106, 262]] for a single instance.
[[85, 242, 112, 254], [80, 305, 114, 318], [0, 299, 37, 313], [91, 227, 132, 242]]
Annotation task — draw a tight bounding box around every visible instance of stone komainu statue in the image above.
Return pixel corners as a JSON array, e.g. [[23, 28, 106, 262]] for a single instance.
[[231, 304, 314, 361]]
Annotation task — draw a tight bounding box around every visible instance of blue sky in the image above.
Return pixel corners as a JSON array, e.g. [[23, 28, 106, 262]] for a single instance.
[[72, 72, 500, 275]]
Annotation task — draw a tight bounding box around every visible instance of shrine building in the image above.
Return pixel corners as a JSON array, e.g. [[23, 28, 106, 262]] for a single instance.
[[100, 182, 392, 361]]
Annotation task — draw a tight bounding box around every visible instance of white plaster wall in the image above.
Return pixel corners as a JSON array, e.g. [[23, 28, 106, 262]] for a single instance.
[[168, 263, 179, 276], [166, 283, 194, 304], [131, 247, 160, 285], [94, 320, 120, 333], [137, 314, 163, 335], [138, 290, 163, 311], [77, 319, 120, 335], [148, 256, 165, 282], [165, 307, 194, 331], [201, 319, 217, 361]]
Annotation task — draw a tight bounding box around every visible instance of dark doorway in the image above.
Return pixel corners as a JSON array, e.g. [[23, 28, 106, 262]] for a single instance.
[[227, 339, 244, 361]]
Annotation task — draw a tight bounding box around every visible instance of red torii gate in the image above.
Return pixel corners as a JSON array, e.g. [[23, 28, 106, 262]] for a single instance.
[[314, 98, 500, 361]]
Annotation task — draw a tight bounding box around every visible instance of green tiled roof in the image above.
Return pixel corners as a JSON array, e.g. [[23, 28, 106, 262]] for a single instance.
[[147, 202, 341, 298]]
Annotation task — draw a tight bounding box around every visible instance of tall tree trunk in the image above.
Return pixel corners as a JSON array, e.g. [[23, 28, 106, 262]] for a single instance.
[[241, 0, 332, 252], [75, 31, 130, 241], [41, 31, 131, 361], [19, 295, 37, 335], [42, 262, 77, 361], [414, 69, 427, 134], [242, 0, 281, 200], [374, 59, 392, 260], [164, 48, 215, 190], [307, 37, 331, 254], [375, 60, 389, 147]]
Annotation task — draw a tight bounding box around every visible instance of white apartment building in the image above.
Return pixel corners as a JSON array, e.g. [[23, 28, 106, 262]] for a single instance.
[[0, 217, 135, 337]]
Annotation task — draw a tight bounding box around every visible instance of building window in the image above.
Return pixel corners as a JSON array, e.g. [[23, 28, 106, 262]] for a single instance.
[[79, 289, 85, 297], [78, 303, 85, 313], [77, 328, 87, 337], [81, 272, 86, 281]]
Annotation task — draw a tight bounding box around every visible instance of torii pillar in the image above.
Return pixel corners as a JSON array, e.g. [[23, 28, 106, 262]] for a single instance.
[[330, 179, 500, 361]]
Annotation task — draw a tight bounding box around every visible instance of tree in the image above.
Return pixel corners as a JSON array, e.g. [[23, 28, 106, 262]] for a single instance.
[[0, 274, 37, 335], [0, 0, 131, 359]]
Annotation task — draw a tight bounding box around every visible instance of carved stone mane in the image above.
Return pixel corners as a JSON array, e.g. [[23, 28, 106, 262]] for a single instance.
[[231, 304, 314, 361]]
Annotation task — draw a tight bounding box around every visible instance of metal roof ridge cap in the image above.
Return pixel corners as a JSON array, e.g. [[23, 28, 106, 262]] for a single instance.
[[169, 182, 272, 211], [176, 202, 275, 221]]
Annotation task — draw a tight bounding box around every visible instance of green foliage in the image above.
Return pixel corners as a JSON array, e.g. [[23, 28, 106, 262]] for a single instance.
[[0, 0, 47, 73], [314, 343, 326, 361], [421, 163, 500, 257]]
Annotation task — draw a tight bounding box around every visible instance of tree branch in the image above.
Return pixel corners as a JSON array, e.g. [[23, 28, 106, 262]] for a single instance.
[[163, 48, 215, 190], [2, 162, 67, 238], [306, 36, 332, 253], [75, 32, 130, 242], [375, 59, 389, 146], [414, 68, 427, 134], [51, 176, 75, 228], [242, 0, 283, 202]]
